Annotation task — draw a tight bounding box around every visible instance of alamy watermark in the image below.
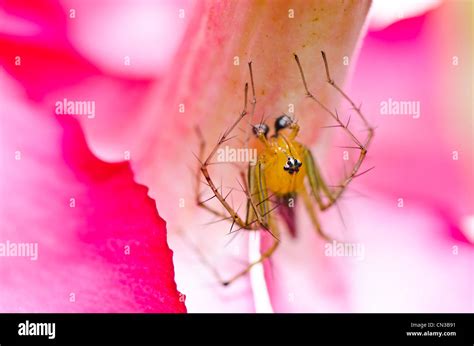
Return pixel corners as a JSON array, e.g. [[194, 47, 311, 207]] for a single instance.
[[55, 98, 96, 119], [18, 320, 55, 339], [324, 240, 365, 261], [380, 98, 420, 119], [0, 240, 38, 260], [216, 146, 257, 165]]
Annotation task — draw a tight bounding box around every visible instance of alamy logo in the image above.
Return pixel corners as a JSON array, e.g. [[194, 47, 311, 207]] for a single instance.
[[55, 98, 96, 119], [380, 98, 420, 119], [216, 146, 257, 165], [0, 240, 38, 260], [324, 240, 365, 261], [18, 320, 56, 339]]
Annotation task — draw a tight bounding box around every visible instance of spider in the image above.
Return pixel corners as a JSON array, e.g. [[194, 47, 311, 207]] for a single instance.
[[194, 51, 374, 286]]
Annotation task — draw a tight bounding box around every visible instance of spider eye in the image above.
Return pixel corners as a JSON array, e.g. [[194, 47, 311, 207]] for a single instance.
[[252, 123, 269, 137], [275, 115, 293, 132]]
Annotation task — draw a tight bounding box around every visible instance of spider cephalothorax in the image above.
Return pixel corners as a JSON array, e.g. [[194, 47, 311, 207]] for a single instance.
[[251, 115, 306, 196]]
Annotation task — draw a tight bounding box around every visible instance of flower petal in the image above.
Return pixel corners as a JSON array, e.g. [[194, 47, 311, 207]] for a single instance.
[[265, 2, 473, 312], [0, 76, 186, 312], [128, 0, 372, 311]]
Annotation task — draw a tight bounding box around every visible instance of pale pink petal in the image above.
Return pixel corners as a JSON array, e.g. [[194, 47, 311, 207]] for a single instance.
[[348, 198, 473, 312], [0, 0, 153, 161], [58, 0, 192, 78], [123, 1, 371, 311], [369, 0, 442, 30], [351, 2, 473, 225], [265, 195, 473, 312], [265, 2, 473, 312]]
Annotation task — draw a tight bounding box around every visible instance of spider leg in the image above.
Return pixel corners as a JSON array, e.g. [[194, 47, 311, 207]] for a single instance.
[[195, 61, 284, 285], [245, 162, 270, 227], [302, 147, 337, 211], [222, 161, 281, 286], [244, 61, 257, 149], [300, 186, 334, 241], [194, 126, 236, 220], [196, 86, 253, 230], [196, 61, 265, 232], [187, 159, 279, 286], [222, 211, 280, 286], [294, 51, 374, 210]]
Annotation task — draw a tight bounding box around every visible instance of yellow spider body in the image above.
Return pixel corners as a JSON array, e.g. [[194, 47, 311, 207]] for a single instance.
[[254, 131, 306, 196], [195, 52, 373, 285]]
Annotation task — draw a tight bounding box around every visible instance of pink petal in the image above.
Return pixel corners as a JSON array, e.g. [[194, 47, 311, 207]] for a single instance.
[[125, 1, 371, 311], [350, 6, 473, 222], [1, 0, 373, 311], [264, 196, 474, 312], [265, 2, 473, 312], [0, 76, 186, 312], [348, 199, 473, 312], [369, 0, 442, 30], [0, 0, 153, 161], [59, 0, 192, 78]]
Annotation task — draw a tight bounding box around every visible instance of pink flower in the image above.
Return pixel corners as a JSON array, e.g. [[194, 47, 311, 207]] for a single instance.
[[1, 0, 472, 313]]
